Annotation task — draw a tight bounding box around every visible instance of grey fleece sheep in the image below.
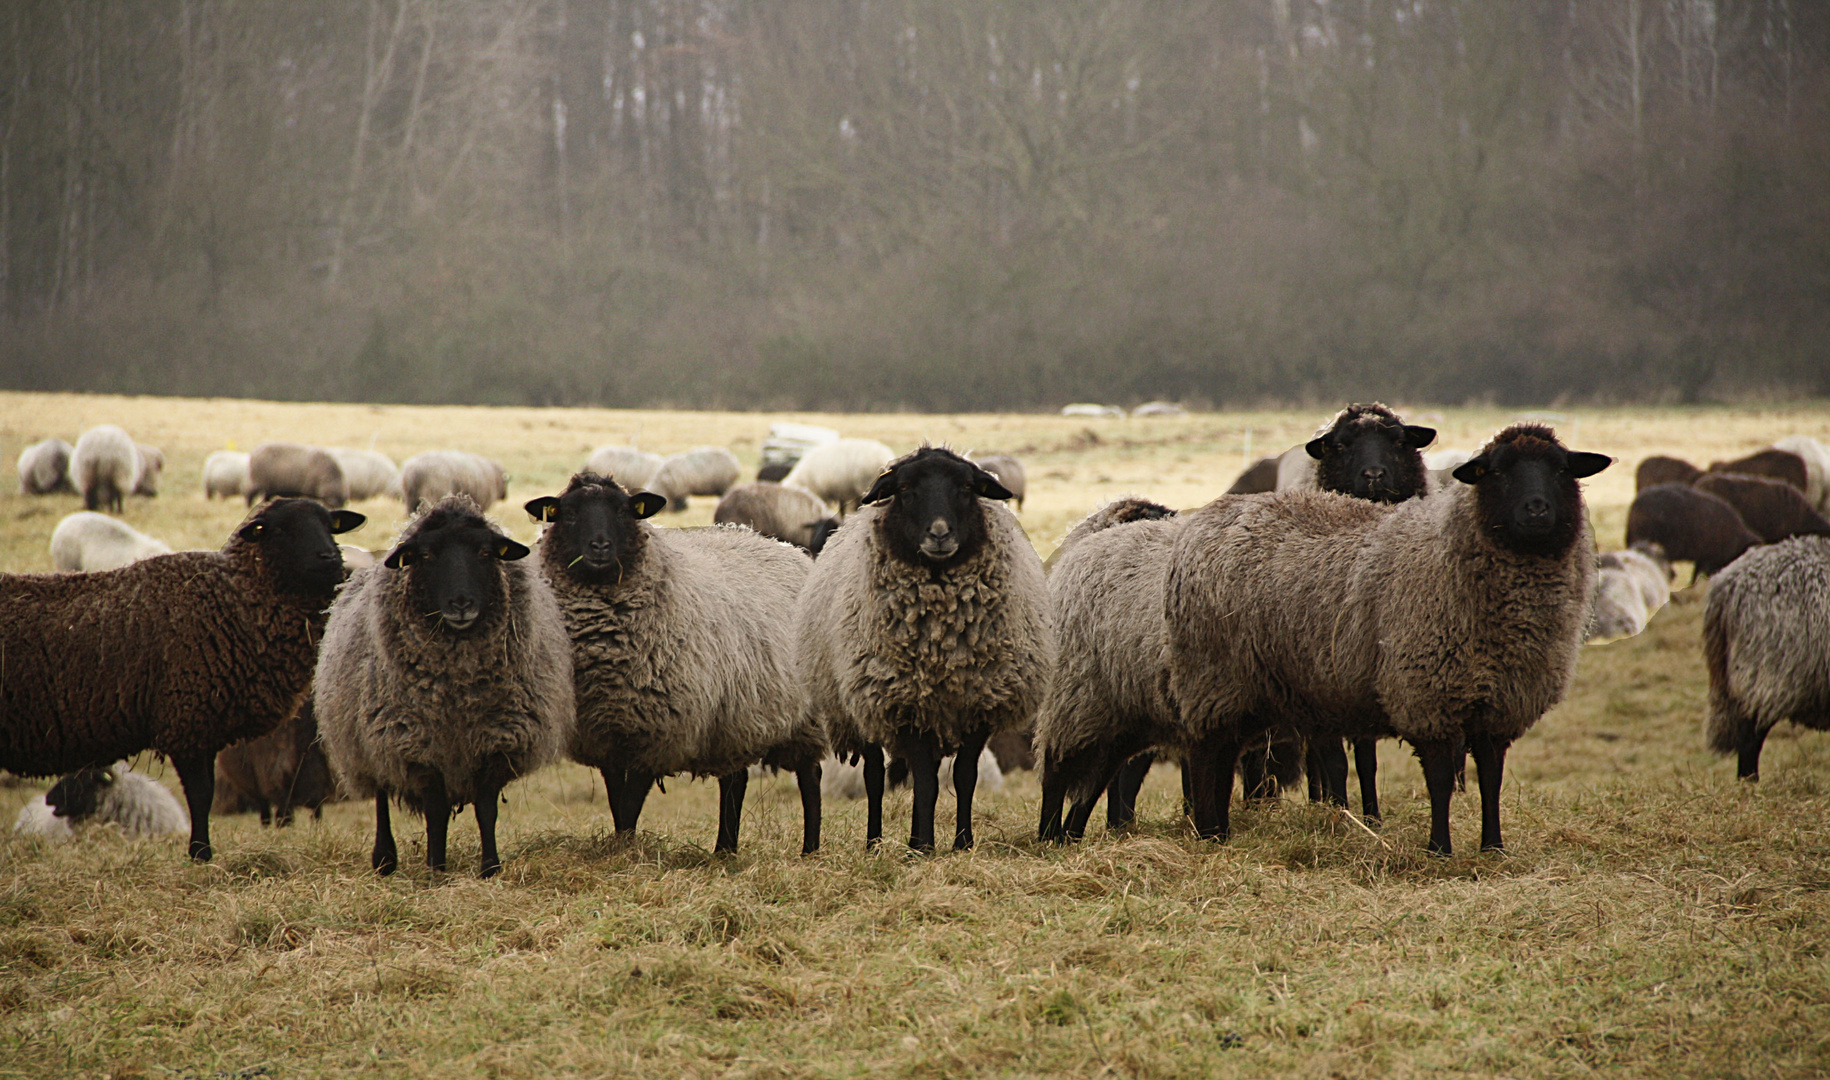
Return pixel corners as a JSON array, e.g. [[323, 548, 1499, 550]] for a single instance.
[[527, 474, 825, 854], [247, 442, 349, 507], [71, 424, 140, 513], [1164, 424, 1608, 855], [713, 482, 839, 553], [1703, 535, 1830, 780], [399, 450, 509, 512], [1587, 543, 1674, 642], [584, 445, 665, 490], [14, 762, 189, 842], [17, 439, 74, 495], [782, 438, 897, 514], [328, 448, 402, 501], [645, 446, 742, 511], [203, 451, 251, 499], [972, 454, 1027, 511], [49, 512, 172, 572], [797, 446, 1052, 852], [315, 497, 573, 877]]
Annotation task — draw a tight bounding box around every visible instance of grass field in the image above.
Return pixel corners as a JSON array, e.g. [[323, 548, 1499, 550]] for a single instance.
[[2, 392, 1828, 1078]]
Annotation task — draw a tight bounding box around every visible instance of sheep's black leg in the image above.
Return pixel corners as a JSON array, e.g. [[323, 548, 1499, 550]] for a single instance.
[[1037, 756, 1071, 843], [1735, 717, 1768, 781], [1239, 744, 1272, 801], [1304, 741, 1324, 802], [1067, 752, 1134, 840], [1416, 738, 1464, 857], [1311, 738, 1350, 808], [1186, 731, 1241, 841], [1179, 759, 1194, 819], [900, 732, 940, 853], [1468, 731, 1510, 853], [423, 774, 451, 873], [1354, 738, 1381, 822], [715, 769, 748, 854], [1108, 751, 1155, 827], [952, 729, 990, 852], [794, 760, 822, 855], [600, 767, 630, 830], [372, 792, 398, 875], [617, 770, 655, 833], [474, 780, 503, 879], [173, 753, 215, 862], [257, 802, 273, 827], [862, 746, 886, 849]]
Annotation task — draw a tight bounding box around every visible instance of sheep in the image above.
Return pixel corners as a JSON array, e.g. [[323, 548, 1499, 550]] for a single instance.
[[1587, 544, 1674, 642], [0, 497, 366, 860], [1225, 456, 1280, 495], [1131, 401, 1186, 418], [1691, 472, 1830, 543], [1772, 436, 1830, 514], [1423, 449, 1474, 495], [399, 450, 508, 512], [584, 445, 665, 490], [213, 697, 336, 826], [328, 448, 402, 501], [973, 454, 1027, 511], [1626, 484, 1761, 581], [713, 481, 839, 553], [247, 442, 349, 508], [782, 439, 897, 515], [757, 463, 792, 483], [71, 424, 140, 513], [820, 747, 1004, 801], [203, 450, 251, 499], [644, 446, 742, 512], [13, 762, 189, 842], [49, 512, 172, 572], [132, 444, 164, 497], [525, 474, 824, 854], [797, 446, 1052, 852], [1703, 535, 1830, 780], [314, 497, 572, 877], [17, 439, 74, 495], [1636, 455, 1703, 491], [1706, 448, 1808, 494], [1045, 495, 1178, 571], [1162, 424, 1609, 854]]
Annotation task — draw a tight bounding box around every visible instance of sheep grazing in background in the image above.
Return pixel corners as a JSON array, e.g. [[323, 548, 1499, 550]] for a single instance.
[[203, 450, 251, 499], [713, 482, 839, 553], [132, 444, 164, 497], [49, 512, 172, 572], [821, 747, 1004, 801], [247, 442, 349, 507], [1626, 484, 1762, 581], [783, 438, 897, 515], [1772, 436, 1830, 514], [756, 463, 791, 482], [1423, 448, 1474, 495], [798, 447, 1052, 852], [0, 498, 365, 860], [973, 454, 1027, 511], [213, 697, 337, 826], [987, 729, 1036, 772], [1587, 543, 1674, 642], [1706, 448, 1808, 494], [315, 497, 573, 877], [13, 762, 189, 842], [528, 474, 825, 854], [1691, 472, 1830, 543], [71, 425, 141, 513], [399, 450, 509, 512], [645, 446, 742, 512], [1225, 456, 1280, 495], [328, 448, 402, 501], [17, 439, 74, 495], [1636, 455, 1703, 491], [1704, 535, 1830, 780], [1164, 424, 1608, 854], [584, 445, 665, 490]]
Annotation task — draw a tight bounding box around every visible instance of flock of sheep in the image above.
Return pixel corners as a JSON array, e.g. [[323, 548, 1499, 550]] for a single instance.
[[4, 409, 1827, 875]]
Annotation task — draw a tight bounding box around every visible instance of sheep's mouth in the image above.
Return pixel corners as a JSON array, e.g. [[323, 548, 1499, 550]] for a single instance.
[[919, 538, 959, 561], [441, 611, 480, 631]]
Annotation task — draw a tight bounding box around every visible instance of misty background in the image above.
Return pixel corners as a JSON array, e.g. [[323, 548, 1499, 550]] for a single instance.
[[0, 1, 1824, 411]]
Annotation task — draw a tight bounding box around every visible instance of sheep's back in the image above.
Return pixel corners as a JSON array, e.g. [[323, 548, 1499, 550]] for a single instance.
[[1704, 537, 1830, 742]]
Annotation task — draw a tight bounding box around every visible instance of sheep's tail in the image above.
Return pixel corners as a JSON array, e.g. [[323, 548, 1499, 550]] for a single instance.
[[1702, 594, 1741, 756]]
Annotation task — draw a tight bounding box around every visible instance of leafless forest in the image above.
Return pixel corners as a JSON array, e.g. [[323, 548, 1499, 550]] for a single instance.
[[0, 1, 1823, 410]]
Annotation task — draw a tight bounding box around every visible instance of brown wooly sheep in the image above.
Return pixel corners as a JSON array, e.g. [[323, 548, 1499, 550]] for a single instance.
[[1225, 456, 1280, 494], [713, 482, 839, 553], [1164, 424, 1608, 855], [247, 442, 350, 508], [213, 697, 337, 826], [1626, 483, 1762, 581], [0, 498, 364, 860], [1706, 449, 1809, 494], [1691, 472, 1830, 543], [1636, 455, 1703, 491]]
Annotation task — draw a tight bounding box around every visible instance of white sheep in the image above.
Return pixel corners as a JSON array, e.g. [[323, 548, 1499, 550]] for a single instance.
[[782, 438, 896, 514], [17, 439, 74, 495], [328, 448, 403, 501], [71, 425, 141, 513], [202, 451, 251, 499], [13, 762, 189, 842], [584, 445, 665, 490], [49, 512, 173, 572], [645, 446, 742, 511]]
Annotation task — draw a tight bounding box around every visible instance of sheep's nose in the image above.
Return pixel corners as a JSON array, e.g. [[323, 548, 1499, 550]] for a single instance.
[[587, 538, 613, 556], [1361, 465, 1386, 482], [1522, 497, 1551, 521], [929, 518, 951, 538]]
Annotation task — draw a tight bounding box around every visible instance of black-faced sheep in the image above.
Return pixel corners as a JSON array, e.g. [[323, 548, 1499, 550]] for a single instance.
[[1691, 472, 1830, 543], [213, 697, 337, 826], [584, 445, 665, 491], [49, 512, 172, 572], [645, 447, 742, 512], [0, 498, 365, 860], [528, 475, 825, 854], [247, 442, 350, 508], [1706, 449, 1808, 494], [798, 446, 1052, 852], [1704, 535, 1830, 780], [71, 425, 140, 513], [973, 454, 1027, 511], [1225, 456, 1280, 495], [399, 451, 509, 512], [1626, 483, 1761, 581], [17, 439, 74, 495], [314, 497, 573, 877], [713, 482, 840, 554], [203, 450, 251, 499], [1164, 424, 1608, 854], [328, 448, 402, 501], [13, 762, 189, 842], [1636, 455, 1702, 491], [783, 438, 897, 515]]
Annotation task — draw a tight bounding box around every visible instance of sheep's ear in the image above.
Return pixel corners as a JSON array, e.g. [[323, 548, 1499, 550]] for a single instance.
[[525, 496, 561, 522], [630, 493, 668, 518], [495, 537, 532, 561], [383, 545, 415, 569], [1451, 457, 1489, 485], [971, 468, 1015, 501], [329, 510, 366, 535], [1566, 452, 1612, 479], [1402, 425, 1437, 449], [1304, 437, 1330, 460], [861, 470, 900, 505]]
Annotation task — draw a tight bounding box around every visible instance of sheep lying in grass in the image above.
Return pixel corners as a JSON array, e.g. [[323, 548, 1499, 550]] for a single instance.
[[1587, 543, 1674, 643], [13, 762, 189, 842], [17, 439, 74, 495], [49, 512, 172, 572], [316, 497, 573, 877], [798, 446, 1052, 852], [1164, 424, 1608, 855]]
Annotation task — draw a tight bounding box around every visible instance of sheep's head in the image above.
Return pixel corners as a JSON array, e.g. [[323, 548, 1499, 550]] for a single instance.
[[45, 766, 116, 821], [807, 517, 841, 556], [1453, 424, 1610, 557], [525, 473, 664, 585], [384, 497, 528, 632], [861, 446, 1013, 568], [1305, 402, 1435, 503], [235, 497, 365, 597]]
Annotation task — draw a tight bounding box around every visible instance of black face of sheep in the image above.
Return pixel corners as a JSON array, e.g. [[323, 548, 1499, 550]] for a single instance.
[[524, 474, 667, 585], [1451, 428, 1610, 557], [860, 448, 1013, 568], [241, 499, 366, 597], [45, 766, 113, 819], [1305, 410, 1436, 503], [807, 517, 841, 556], [384, 505, 531, 632]]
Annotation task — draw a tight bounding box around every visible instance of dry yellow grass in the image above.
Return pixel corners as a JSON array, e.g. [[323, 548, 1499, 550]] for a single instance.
[[2, 393, 1829, 1078]]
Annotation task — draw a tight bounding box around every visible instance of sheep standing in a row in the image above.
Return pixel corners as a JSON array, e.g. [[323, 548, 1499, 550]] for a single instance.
[[799, 447, 1052, 852], [1587, 543, 1674, 642], [203, 451, 251, 499], [528, 475, 825, 854], [49, 512, 171, 572], [584, 445, 664, 491], [1164, 424, 1608, 854], [783, 438, 896, 515], [713, 482, 839, 553], [71, 425, 141, 513], [0, 498, 365, 860], [13, 762, 189, 842], [1704, 535, 1830, 780], [315, 498, 573, 877], [247, 442, 349, 507], [1692, 472, 1830, 542], [400, 450, 508, 512], [645, 447, 741, 512], [17, 439, 74, 495], [1626, 484, 1761, 581]]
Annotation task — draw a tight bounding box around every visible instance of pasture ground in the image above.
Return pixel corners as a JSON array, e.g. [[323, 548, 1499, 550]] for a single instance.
[[1, 393, 1827, 1078]]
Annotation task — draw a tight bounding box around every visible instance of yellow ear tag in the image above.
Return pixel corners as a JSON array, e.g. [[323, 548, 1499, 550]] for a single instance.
[[498, 543, 513, 558]]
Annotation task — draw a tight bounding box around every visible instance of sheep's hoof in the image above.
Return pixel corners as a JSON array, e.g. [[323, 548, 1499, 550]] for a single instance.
[[1425, 844, 1452, 859], [1480, 843, 1507, 855], [188, 841, 214, 862], [479, 861, 502, 879], [373, 850, 398, 875]]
